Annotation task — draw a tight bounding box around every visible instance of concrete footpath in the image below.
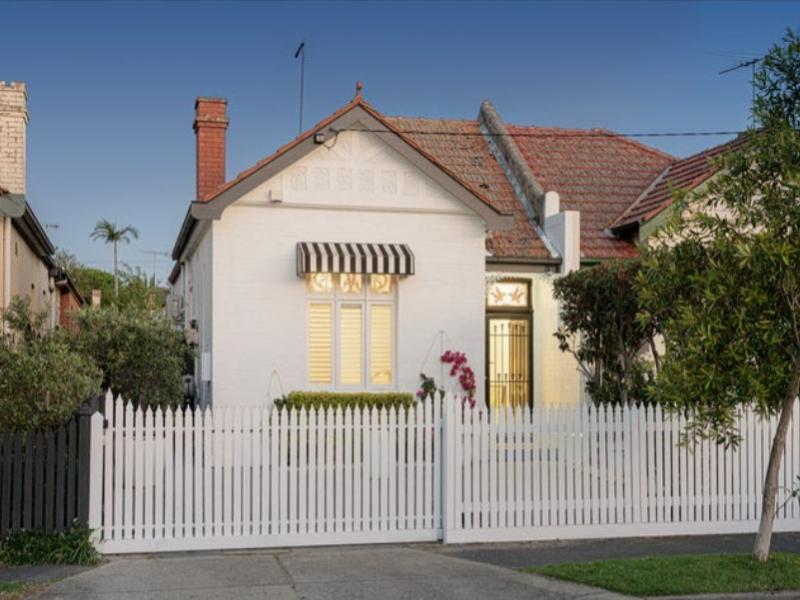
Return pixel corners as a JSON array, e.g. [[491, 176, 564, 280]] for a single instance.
[[38, 544, 630, 600]]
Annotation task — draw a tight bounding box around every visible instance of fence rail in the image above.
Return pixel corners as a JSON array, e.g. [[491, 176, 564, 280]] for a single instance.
[[443, 400, 800, 542], [0, 412, 95, 536]]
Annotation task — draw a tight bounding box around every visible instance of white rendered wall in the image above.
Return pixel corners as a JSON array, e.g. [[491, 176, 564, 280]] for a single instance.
[[209, 130, 487, 407], [181, 225, 213, 406]]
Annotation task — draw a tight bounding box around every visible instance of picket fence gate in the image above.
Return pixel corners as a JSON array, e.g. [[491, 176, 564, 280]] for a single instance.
[[88, 394, 800, 553], [93, 394, 442, 553]]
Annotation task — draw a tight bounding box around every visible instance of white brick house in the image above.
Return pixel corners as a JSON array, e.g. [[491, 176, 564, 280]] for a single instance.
[[170, 88, 688, 409]]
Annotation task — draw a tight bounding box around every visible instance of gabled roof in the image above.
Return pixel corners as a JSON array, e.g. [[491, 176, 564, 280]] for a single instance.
[[611, 135, 747, 231], [173, 96, 516, 260], [384, 116, 551, 260], [506, 125, 674, 259]]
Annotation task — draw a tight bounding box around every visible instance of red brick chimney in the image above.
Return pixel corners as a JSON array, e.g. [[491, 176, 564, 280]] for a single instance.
[[193, 97, 228, 201]]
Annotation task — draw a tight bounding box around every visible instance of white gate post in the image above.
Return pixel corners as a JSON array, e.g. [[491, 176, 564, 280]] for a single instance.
[[88, 411, 105, 545], [442, 395, 457, 543]]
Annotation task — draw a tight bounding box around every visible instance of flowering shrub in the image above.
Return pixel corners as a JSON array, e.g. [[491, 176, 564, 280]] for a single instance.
[[416, 373, 444, 401], [417, 350, 477, 407]]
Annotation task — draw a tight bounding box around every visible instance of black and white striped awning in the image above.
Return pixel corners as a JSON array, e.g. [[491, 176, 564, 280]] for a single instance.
[[297, 242, 415, 276]]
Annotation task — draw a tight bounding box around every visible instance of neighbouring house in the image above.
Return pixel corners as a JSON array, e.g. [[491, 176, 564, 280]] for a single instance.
[[168, 86, 738, 409], [0, 81, 84, 330]]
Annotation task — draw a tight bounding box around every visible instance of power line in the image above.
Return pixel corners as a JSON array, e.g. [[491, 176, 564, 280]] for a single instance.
[[331, 127, 746, 139]]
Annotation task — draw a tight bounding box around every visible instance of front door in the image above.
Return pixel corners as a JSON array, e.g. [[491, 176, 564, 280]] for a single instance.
[[485, 279, 532, 410]]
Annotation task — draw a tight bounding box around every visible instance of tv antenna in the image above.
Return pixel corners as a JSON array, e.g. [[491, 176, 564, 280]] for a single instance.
[[719, 57, 762, 125], [294, 41, 306, 135]]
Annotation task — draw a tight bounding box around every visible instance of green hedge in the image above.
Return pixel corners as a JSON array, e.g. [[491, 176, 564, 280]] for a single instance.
[[273, 391, 415, 411]]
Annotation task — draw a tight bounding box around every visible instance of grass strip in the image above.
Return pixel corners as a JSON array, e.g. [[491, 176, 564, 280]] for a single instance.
[[526, 552, 800, 597]]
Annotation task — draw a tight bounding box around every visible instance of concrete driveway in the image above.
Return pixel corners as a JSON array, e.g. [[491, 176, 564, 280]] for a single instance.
[[39, 544, 629, 599]]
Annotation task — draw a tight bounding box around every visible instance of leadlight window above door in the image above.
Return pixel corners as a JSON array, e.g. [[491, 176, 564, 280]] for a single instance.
[[486, 280, 530, 309]]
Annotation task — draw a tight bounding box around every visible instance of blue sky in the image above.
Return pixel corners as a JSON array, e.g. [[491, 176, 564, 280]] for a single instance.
[[2, 1, 795, 280]]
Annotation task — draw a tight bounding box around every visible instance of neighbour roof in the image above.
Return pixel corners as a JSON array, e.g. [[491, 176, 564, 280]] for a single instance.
[[611, 135, 747, 230], [507, 125, 674, 259], [54, 269, 85, 306], [384, 116, 551, 260]]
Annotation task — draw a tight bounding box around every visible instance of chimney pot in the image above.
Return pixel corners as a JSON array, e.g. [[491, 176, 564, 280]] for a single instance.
[[194, 97, 228, 201]]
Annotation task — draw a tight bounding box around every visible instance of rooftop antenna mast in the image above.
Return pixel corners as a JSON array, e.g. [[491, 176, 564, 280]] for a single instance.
[[294, 41, 306, 135], [719, 57, 762, 126], [141, 250, 170, 285]]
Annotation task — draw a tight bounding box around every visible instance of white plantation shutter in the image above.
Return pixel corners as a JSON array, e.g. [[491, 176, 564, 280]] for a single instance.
[[339, 304, 363, 385], [308, 303, 333, 384], [369, 305, 393, 385]]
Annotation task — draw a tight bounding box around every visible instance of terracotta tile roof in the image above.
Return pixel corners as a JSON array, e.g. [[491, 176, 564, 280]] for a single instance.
[[201, 97, 507, 223], [507, 125, 674, 259], [611, 135, 746, 230], [384, 116, 551, 259]]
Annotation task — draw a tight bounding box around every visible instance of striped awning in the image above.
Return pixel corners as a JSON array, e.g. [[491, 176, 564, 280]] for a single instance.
[[297, 242, 415, 276]]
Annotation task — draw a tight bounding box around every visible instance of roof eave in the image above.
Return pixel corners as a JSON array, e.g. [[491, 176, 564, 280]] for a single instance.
[[171, 205, 197, 260], [168, 261, 182, 285], [13, 203, 56, 263]]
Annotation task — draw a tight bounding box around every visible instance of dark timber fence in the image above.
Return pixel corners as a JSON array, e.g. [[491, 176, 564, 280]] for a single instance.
[[0, 406, 96, 536]]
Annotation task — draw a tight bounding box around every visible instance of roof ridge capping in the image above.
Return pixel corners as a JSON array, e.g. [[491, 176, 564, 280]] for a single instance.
[[478, 100, 546, 223]]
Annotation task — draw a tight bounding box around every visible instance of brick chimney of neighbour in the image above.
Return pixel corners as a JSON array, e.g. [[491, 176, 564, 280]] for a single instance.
[[193, 97, 228, 201], [0, 82, 28, 195]]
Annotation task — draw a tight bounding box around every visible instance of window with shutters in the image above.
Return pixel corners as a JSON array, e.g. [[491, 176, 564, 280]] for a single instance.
[[307, 273, 396, 389]]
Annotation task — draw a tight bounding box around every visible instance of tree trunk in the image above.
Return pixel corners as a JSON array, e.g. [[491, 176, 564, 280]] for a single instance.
[[113, 240, 119, 300], [753, 365, 800, 562]]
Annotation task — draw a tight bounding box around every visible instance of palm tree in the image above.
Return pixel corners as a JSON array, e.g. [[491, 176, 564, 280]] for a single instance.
[[90, 220, 139, 299]]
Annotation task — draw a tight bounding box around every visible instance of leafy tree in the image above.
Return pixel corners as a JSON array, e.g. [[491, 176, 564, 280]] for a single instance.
[[69, 307, 192, 409], [53, 248, 81, 274], [70, 266, 115, 307], [118, 264, 168, 310], [636, 31, 800, 561], [553, 259, 659, 405], [89, 220, 139, 300], [0, 297, 100, 432]]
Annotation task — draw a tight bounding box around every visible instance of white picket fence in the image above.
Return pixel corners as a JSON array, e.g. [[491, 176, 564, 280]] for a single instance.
[[443, 400, 800, 543], [94, 394, 442, 553], [89, 394, 800, 553]]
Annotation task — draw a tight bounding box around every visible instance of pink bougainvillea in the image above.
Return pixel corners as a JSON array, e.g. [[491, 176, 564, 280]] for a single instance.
[[417, 349, 478, 408], [441, 349, 477, 408]]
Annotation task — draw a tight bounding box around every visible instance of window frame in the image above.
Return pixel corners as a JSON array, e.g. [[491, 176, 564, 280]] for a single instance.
[[306, 273, 397, 391]]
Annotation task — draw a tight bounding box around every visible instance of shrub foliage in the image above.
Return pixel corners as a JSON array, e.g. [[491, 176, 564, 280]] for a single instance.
[[0, 298, 100, 433], [552, 259, 659, 405], [69, 307, 192, 409], [0, 522, 98, 566], [275, 391, 416, 411]]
